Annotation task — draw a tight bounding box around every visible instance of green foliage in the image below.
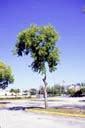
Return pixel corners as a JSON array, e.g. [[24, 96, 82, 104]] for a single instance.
[[10, 88, 15, 93], [15, 88, 20, 94], [47, 85, 65, 96], [0, 61, 14, 89], [67, 83, 85, 97], [67, 88, 75, 96], [10, 88, 20, 94], [80, 83, 85, 94], [39, 85, 65, 96], [30, 88, 37, 95], [14, 24, 60, 75]]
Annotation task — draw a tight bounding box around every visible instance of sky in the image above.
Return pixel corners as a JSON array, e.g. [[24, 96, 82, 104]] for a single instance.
[[0, 0, 85, 90]]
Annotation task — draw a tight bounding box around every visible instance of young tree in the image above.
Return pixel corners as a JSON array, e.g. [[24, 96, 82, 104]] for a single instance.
[[14, 24, 60, 108], [0, 61, 14, 89]]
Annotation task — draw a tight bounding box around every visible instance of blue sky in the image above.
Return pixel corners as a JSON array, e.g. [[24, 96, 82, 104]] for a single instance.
[[0, 0, 85, 89]]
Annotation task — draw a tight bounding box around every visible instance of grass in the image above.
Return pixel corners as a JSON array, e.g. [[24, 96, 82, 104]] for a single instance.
[[26, 108, 85, 118]]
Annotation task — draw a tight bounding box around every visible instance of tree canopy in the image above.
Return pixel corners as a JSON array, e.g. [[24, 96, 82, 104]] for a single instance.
[[0, 61, 14, 89], [10, 88, 20, 94], [14, 24, 60, 75], [30, 88, 37, 95]]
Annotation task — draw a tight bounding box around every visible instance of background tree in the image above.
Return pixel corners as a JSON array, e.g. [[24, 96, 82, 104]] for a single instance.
[[14, 88, 20, 96], [10, 88, 20, 96], [46, 86, 52, 96], [30, 88, 37, 95], [0, 61, 14, 89], [47, 84, 65, 96], [14, 24, 60, 108], [67, 85, 75, 97], [10, 88, 15, 95], [38, 86, 44, 96], [80, 83, 85, 94]]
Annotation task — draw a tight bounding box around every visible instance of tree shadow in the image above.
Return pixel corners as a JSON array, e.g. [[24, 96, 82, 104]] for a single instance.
[[7, 106, 44, 111], [0, 102, 10, 104]]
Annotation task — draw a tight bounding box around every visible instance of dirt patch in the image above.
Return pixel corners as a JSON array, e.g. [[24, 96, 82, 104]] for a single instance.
[[0, 104, 6, 108]]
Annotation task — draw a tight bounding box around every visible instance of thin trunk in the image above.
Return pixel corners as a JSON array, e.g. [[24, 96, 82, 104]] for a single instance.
[[43, 74, 48, 109]]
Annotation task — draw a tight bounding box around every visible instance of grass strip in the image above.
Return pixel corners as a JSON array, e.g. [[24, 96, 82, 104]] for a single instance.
[[26, 108, 85, 118]]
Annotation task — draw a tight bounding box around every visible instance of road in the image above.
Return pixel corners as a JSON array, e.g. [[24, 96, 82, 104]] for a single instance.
[[0, 109, 85, 128]]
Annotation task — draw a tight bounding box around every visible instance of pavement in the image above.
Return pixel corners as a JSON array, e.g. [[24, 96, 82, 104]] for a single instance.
[[0, 109, 85, 128], [5, 97, 85, 109], [0, 97, 85, 128]]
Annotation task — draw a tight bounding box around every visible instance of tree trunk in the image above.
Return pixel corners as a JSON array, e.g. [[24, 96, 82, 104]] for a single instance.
[[43, 74, 48, 109]]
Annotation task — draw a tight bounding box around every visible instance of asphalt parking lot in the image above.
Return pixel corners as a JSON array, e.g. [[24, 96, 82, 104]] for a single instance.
[[4, 97, 85, 110], [0, 97, 85, 128], [0, 109, 85, 128]]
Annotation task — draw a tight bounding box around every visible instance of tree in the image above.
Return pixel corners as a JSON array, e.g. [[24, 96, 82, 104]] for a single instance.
[[67, 85, 75, 97], [0, 61, 14, 89], [10, 88, 15, 95], [46, 86, 52, 96], [10, 88, 20, 96], [80, 83, 85, 96], [30, 88, 37, 95], [14, 24, 60, 108], [14, 88, 20, 96]]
